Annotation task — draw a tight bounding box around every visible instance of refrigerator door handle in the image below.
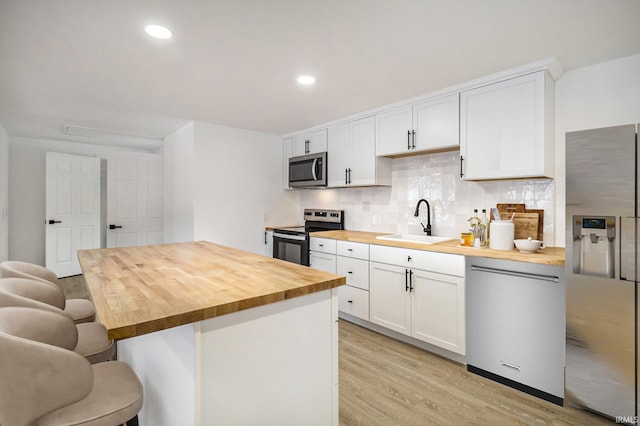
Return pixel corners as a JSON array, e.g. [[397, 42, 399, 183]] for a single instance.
[[619, 216, 635, 281]]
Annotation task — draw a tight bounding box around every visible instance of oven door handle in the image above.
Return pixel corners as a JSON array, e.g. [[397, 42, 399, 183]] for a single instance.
[[273, 232, 307, 241]]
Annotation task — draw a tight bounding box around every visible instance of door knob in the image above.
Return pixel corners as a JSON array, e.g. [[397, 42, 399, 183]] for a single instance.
[[47, 219, 62, 225], [108, 224, 123, 230]]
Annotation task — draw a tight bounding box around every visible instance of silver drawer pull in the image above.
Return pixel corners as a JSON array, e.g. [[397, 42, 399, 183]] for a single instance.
[[500, 361, 521, 372]]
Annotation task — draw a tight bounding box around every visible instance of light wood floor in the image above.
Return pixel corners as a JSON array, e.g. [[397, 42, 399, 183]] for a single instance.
[[61, 276, 613, 425], [338, 320, 613, 426]]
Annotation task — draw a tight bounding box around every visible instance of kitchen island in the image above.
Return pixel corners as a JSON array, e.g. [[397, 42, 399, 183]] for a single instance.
[[78, 241, 345, 426]]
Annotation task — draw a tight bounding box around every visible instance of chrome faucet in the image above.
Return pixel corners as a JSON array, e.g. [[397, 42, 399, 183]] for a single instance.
[[414, 199, 432, 236]]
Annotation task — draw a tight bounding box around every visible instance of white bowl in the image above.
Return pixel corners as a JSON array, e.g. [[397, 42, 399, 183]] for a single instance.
[[514, 237, 544, 253]]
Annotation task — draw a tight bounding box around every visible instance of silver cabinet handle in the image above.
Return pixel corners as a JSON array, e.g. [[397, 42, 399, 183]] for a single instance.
[[470, 265, 560, 283], [500, 361, 521, 372]]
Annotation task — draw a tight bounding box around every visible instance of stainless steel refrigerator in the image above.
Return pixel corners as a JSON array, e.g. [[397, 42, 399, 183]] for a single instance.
[[565, 124, 638, 421]]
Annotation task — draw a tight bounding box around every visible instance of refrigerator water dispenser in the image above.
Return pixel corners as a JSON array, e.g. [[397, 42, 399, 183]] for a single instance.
[[572, 216, 615, 278]]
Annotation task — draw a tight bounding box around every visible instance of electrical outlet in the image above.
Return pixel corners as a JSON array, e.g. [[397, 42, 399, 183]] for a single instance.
[[372, 214, 381, 225]]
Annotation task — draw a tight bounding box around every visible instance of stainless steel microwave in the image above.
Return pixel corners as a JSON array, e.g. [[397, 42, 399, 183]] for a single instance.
[[288, 152, 327, 188]]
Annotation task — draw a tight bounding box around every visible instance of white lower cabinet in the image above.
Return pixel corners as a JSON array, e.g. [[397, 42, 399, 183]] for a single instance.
[[369, 245, 465, 355], [337, 285, 369, 321], [335, 240, 370, 321], [309, 237, 337, 273]]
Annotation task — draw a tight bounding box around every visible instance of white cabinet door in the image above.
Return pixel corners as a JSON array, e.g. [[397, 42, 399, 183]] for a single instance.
[[327, 116, 387, 188], [460, 71, 552, 180], [376, 105, 413, 156], [413, 93, 459, 151], [309, 251, 336, 274], [369, 261, 411, 335], [411, 269, 465, 355], [292, 129, 327, 156], [348, 116, 377, 186], [327, 123, 350, 187]]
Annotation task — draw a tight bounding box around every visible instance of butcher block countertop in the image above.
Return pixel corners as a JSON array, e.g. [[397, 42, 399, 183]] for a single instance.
[[310, 230, 565, 266], [78, 241, 345, 340]]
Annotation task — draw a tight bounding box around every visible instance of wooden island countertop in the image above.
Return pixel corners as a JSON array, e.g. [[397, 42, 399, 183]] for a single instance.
[[78, 240, 345, 340]]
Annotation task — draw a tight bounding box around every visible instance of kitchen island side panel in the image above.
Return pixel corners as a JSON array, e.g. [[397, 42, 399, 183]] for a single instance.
[[117, 323, 197, 426], [199, 288, 338, 426]]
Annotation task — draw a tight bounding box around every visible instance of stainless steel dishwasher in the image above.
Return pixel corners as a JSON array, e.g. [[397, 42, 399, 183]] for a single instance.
[[466, 256, 565, 405]]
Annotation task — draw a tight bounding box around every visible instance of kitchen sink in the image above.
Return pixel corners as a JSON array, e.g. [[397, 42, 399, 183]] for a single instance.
[[375, 234, 457, 244]]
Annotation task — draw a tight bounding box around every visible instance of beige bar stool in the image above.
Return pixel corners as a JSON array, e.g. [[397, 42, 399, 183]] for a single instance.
[[0, 306, 142, 426], [0, 260, 96, 323], [0, 278, 115, 364]]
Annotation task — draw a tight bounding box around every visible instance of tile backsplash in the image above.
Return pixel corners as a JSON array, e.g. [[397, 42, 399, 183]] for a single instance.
[[300, 150, 555, 243]]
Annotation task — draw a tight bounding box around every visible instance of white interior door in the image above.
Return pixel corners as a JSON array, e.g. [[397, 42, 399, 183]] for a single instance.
[[107, 154, 163, 248], [45, 152, 101, 277]]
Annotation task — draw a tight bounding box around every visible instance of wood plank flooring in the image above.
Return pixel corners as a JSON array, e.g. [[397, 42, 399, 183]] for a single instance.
[[338, 320, 613, 426], [60, 276, 614, 425]]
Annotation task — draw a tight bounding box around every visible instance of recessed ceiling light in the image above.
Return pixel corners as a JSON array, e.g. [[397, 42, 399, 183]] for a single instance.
[[297, 75, 316, 85], [145, 24, 172, 39]]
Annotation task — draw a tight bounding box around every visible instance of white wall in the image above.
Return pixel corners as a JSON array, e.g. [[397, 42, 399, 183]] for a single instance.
[[164, 122, 195, 243], [554, 53, 640, 245], [9, 137, 159, 264], [0, 123, 9, 261], [191, 122, 299, 254]]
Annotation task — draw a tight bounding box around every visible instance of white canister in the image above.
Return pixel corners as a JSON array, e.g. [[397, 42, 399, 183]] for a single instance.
[[489, 220, 515, 251]]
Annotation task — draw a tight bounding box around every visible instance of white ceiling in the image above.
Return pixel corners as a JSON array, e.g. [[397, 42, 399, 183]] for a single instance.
[[1, 0, 639, 149]]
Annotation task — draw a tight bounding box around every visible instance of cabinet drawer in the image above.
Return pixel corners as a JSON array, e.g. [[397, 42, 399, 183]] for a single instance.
[[309, 251, 336, 274], [338, 285, 369, 321], [309, 237, 337, 254], [337, 257, 369, 290], [337, 241, 369, 260], [370, 244, 464, 277]]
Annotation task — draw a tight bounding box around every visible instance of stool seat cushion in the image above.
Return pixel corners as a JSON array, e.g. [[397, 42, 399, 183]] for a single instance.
[[75, 322, 115, 365], [65, 298, 96, 323], [38, 361, 143, 426]]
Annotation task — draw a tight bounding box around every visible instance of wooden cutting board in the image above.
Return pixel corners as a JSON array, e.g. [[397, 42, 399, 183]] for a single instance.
[[491, 203, 543, 241], [525, 208, 544, 241], [512, 212, 539, 240]]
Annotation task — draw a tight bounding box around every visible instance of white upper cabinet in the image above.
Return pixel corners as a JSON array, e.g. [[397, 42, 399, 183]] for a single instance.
[[376, 93, 460, 157], [292, 129, 327, 157], [460, 71, 554, 180], [327, 116, 391, 187]]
